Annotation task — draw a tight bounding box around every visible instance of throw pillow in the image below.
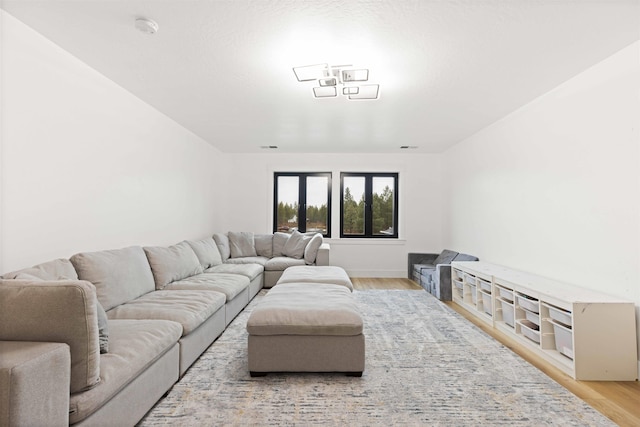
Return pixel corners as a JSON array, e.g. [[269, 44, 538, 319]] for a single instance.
[[96, 301, 109, 354], [283, 230, 312, 259], [228, 231, 257, 258], [303, 233, 323, 264], [213, 233, 231, 261]]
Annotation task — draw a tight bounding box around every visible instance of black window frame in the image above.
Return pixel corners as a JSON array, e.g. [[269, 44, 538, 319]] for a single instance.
[[340, 172, 399, 238], [273, 172, 332, 237]]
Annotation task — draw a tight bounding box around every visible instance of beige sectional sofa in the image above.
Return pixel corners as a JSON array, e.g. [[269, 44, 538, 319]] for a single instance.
[[0, 231, 329, 426]]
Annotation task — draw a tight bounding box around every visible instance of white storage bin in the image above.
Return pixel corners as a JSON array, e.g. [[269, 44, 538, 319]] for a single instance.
[[497, 286, 513, 303], [523, 309, 540, 327], [518, 319, 540, 344], [464, 273, 476, 285], [497, 299, 515, 327], [551, 320, 574, 359], [481, 291, 492, 316], [470, 285, 477, 304], [516, 294, 539, 314], [479, 278, 491, 293], [546, 304, 572, 328]]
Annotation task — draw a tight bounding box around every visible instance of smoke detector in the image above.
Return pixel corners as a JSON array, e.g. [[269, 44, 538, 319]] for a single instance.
[[135, 18, 158, 35]]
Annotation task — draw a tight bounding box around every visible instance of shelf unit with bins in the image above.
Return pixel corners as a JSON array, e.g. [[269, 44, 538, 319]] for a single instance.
[[451, 261, 638, 381]]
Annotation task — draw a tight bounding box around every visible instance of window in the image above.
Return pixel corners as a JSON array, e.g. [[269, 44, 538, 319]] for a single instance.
[[273, 172, 331, 236], [340, 172, 398, 238]]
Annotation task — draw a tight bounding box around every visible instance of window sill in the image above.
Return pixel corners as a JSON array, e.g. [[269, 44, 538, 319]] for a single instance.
[[325, 238, 407, 246]]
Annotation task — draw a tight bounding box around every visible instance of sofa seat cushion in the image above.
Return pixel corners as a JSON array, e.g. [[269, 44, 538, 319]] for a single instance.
[[2, 258, 78, 280], [204, 263, 263, 281], [69, 319, 182, 425], [224, 256, 269, 266], [264, 256, 306, 271], [165, 273, 249, 302], [106, 290, 225, 335], [413, 263, 435, 275], [70, 246, 156, 312], [247, 283, 362, 336]]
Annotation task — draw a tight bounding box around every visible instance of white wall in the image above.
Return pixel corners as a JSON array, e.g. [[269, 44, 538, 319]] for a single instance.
[[443, 41, 640, 361], [217, 153, 443, 277], [0, 11, 224, 272]]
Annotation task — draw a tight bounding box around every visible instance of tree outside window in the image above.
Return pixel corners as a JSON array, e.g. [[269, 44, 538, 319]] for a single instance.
[[273, 172, 331, 236], [341, 173, 398, 238]]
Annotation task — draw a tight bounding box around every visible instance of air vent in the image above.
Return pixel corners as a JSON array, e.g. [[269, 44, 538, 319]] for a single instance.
[[260, 145, 278, 149], [400, 145, 418, 149]]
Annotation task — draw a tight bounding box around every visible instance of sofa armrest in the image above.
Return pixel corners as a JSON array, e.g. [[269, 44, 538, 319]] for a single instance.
[[0, 280, 101, 393], [433, 264, 453, 301], [407, 253, 438, 278], [0, 341, 70, 426], [315, 243, 330, 266]]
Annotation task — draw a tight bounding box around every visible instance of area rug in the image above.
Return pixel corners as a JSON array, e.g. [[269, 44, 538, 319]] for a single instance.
[[139, 290, 613, 426]]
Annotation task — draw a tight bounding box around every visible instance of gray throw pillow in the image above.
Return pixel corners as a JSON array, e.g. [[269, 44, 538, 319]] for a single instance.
[[303, 233, 323, 264], [283, 230, 312, 259], [228, 231, 257, 258]]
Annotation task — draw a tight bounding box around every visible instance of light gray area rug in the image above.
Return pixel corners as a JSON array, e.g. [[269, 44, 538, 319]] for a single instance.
[[139, 290, 613, 426]]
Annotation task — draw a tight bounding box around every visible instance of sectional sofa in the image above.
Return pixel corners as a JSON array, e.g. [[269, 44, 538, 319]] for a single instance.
[[0, 231, 329, 426]]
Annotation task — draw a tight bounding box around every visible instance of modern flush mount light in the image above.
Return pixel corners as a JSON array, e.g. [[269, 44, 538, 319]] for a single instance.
[[293, 64, 380, 100], [135, 18, 159, 34]]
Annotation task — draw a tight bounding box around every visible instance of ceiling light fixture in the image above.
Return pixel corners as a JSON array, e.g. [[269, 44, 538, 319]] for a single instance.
[[293, 63, 380, 100], [135, 18, 159, 35]]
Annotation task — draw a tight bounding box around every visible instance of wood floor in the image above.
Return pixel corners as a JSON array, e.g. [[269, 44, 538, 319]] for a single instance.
[[351, 277, 640, 426]]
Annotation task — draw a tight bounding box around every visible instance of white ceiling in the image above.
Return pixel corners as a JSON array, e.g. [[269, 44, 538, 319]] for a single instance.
[[2, 1, 639, 153]]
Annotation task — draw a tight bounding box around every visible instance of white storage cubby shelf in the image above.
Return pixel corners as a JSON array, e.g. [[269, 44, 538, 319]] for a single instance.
[[451, 261, 638, 381]]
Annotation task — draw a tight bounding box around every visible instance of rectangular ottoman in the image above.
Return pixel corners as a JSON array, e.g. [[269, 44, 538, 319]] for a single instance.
[[246, 282, 364, 376], [276, 265, 353, 291]]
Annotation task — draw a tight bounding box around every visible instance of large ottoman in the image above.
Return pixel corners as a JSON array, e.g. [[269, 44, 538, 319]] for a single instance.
[[246, 283, 364, 376], [276, 265, 354, 290]]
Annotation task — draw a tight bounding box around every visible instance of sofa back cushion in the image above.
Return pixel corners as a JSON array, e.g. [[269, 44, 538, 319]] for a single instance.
[[2, 258, 78, 280], [433, 249, 459, 266], [186, 237, 223, 269], [228, 231, 257, 258], [0, 280, 101, 393], [213, 233, 231, 261], [303, 233, 324, 264], [272, 232, 290, 257], [254, 234, 273, 258], [454, 253, 479, 262], [70, 246, 155, 311], [144, 242, 203, 290], [283, 230, 312, 259]]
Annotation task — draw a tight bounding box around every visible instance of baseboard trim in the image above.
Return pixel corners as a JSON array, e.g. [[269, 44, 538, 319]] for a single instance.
[[345, 269, 405, 278]]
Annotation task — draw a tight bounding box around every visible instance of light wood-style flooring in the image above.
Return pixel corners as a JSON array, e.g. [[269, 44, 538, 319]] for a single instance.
[[351, 277, 640, 427]]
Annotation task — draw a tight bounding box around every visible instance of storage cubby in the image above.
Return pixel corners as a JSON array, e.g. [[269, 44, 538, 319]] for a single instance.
[[451, 261, 638, 381]]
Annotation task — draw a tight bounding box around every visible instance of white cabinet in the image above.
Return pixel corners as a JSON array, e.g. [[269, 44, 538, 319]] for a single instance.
[[451, 261, 638, 381]]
